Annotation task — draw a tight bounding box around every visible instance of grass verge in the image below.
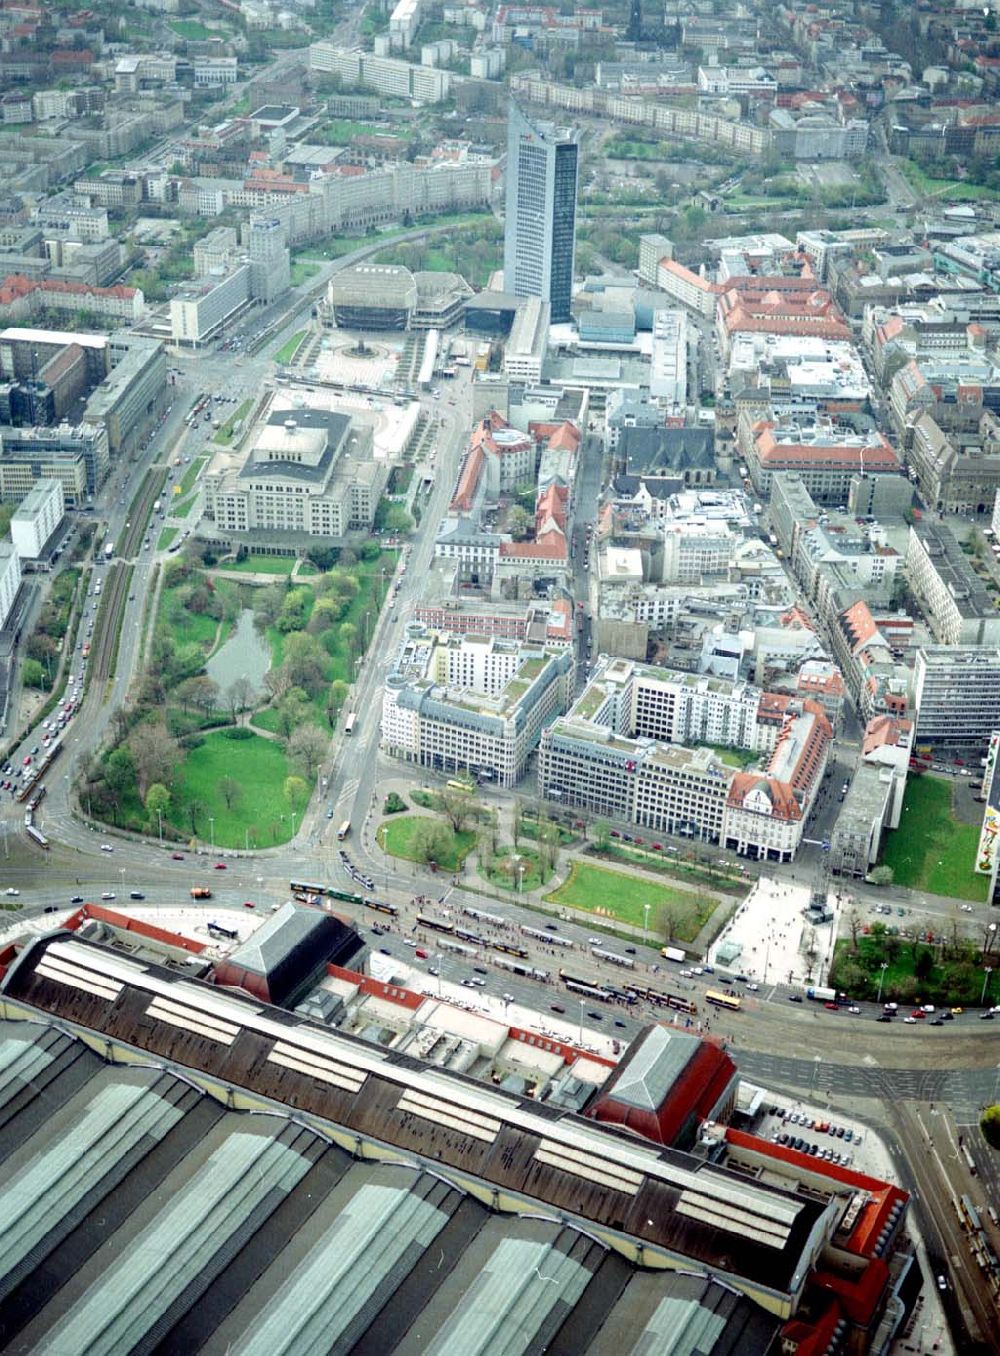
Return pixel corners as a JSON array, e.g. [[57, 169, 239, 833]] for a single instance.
[[378, 815, 476, 871], [544, 860, 717, 943], [881, 774, 989, 902]]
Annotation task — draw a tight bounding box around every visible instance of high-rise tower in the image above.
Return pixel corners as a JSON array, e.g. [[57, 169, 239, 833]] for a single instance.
[[503, 100, 578, 324], [627, 0, 642, 42]]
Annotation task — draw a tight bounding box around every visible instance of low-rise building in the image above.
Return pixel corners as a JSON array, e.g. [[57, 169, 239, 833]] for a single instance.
[[381, 628, 575, 786], [0, 421, 107, 499], [10, 477, 63, 559]]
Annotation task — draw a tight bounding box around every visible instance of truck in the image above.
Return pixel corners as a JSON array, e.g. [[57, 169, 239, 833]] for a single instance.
[[190, 886, 212, 900], [152, 500, 161, 515], [104, 542, 114, 559], [805, 985, 836, 1002], [661, 946, 687, 964]]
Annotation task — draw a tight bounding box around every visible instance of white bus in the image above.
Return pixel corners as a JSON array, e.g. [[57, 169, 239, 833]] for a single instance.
[[344, 712, 357, 735], [337, 820, 351, 841]]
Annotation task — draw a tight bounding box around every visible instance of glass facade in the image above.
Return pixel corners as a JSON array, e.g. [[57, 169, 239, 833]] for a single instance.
[[503, 101, 578, 323]]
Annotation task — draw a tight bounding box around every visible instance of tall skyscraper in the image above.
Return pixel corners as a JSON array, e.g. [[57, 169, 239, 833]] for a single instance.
[[503, 100, 578, 324]]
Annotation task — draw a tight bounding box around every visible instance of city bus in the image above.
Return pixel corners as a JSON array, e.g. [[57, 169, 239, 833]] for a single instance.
[[344, 712, 357, 735], [704, 990, 742, 1011], [337, 820, 351, 841]]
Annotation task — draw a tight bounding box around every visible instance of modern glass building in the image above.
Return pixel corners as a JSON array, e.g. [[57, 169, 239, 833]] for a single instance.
[[503, 100, 578, 323]]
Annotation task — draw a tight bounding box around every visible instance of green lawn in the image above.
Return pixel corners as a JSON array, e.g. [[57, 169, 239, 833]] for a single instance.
[[168, 730, 304, 849], [881, 774, 989, 902], [157, 527, 178, 551], [178, 455, 207, 497], [171, 496, 197, 519], [224, 554, 299, 575], [378, 815, 476, 871], [170, 18, 214, 38], [214, 400, 253, 446], [899, 159, 997, 202], [275, 331, 306, 364], [545, 861, 715, 942], [289, 260, 319, 288]]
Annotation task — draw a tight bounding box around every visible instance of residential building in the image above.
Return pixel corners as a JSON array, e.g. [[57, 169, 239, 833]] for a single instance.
[[905, 522, 1000, 646], [309, 43, 451, 102], [914, 646, 1000, 756], [381, 628, 575, 786], [0, 541, 20, 629], [503, 100, 578, 324], [205, 405, 386, 540], [10, 477, 63, 559]]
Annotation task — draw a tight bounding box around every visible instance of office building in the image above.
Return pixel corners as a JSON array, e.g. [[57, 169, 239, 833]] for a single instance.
[[246, 215, 290, 306], [0, 541, 20, 628], [0, 421, 107, 499], [382, 628, 574, 787], [170, 265, 251, 348], [503, 100, 578, 324], [205, 405, 385, 540], [10, 477, 63, 559], [538, 657, 831, 862], [905, 522, 1000, 647], [83, 336, 167, 457], [914, 646, 1000, 756]]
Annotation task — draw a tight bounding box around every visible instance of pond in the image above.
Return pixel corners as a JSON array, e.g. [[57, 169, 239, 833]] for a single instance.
[[206, 608, 270, 698]]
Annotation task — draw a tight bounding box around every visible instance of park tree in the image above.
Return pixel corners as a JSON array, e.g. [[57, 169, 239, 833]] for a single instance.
[[869, 865, 894, 887], [104, 745, 137, 805], [845, 904, 863, 950], [981, 1104, 1000, 1150], [264, 663, 292, 703], [217, 776, 241, 811], [176, 674, 220, 716], [284, 775, 309, 812], [410, 818, 456, 866], [309, 594, 345, 633], [284, 632, 327, 694], [593, 820, 611, 850], [289, 724, 328, 779], [226, 677, 254, 721], [338, 621, 359, 660], [273, 688, 310, 741], [187, 796, 205, 837], [383, 504, 413, 534], [254, 582, 287, 627], [22, 658, 46, 690], [439, 782, 479, 832], [128, 722, 180, 800], [326, 678, 350, 725], [145, 783, 171, 827]]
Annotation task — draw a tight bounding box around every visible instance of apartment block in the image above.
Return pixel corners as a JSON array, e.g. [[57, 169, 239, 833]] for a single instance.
[[0, 542, 20, 630]]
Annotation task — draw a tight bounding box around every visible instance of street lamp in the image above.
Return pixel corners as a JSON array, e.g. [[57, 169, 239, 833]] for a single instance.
[[985, 922, 998, 958], [578, 998, 586, 1046], [208, 816, 215, 852], [157, 808, 163, 844], [876, 961, 889, 1006], [642, 902, 651, 945], [981, 965, 993, 1007]]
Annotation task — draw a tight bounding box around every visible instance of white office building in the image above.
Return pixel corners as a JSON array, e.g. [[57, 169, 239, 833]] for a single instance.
[[0, 542, 21, 629], [170, 265, 251, 347], [10, 478, 64, 560], [649, 309, 688, 407]]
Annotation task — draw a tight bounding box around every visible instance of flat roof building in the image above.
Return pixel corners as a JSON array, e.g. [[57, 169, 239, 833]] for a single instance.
[[10, 476, 63, 560], [503, 100, 578, 324], [914, 645, 1000, 756]]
